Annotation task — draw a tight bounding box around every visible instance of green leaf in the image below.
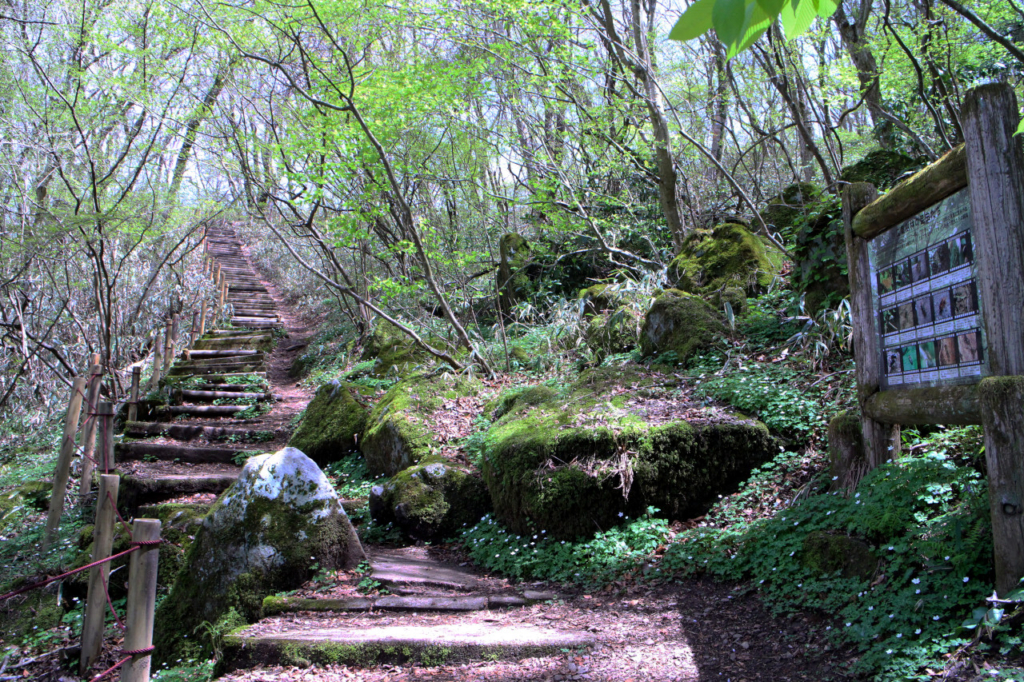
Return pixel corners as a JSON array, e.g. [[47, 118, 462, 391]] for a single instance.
[[669, 0, 717, 42], [1015, 117, 1024, 137], [712, 0, 748, 48], [780, 0, 817, 39], [726, 1, 772, 57], [755, 0, 787, 17], [816, 0, 838, 17]]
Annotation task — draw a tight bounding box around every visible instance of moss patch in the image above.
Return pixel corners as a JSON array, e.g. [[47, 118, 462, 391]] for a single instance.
[[289, 381, 373, 466], [640, 289, 727, 363], [360, 373, 483, 476], [360, 321, 435, 378], [584, 306, 641, 358]]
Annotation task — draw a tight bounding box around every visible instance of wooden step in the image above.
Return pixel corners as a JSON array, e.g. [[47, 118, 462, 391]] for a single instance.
[[116, 442, 244, 464], [261, 593, 554, 616], [124, 421, 280, 441], [178, 389, 274, 402], [153, 404, 254, 417], [120, 470, 240, 511], [185, 349, 262, 358]]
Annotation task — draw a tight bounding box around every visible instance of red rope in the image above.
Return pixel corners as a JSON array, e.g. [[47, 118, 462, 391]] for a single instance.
[[89, 655, 130, 681], [0, 544, 141, 603], [107, 491, 132, 538], [99, 567, 125, 631]]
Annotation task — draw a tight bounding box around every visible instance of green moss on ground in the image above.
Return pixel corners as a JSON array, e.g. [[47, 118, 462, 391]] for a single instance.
[[289, 381, 373, 465], [360, 373, 483, 476], [584, 306, 641, 358], [360, 321, 435, 378], [579, 284, 620, 317]]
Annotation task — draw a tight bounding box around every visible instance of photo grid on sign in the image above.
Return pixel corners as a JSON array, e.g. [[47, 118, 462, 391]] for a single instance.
[[871, 189, 986, 389]]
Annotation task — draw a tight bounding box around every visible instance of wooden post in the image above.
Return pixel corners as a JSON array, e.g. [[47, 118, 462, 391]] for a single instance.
[[148, 331, 163, 391], [962, 83, 1024, 594], [42, 376, 88, 551], [119, 518, 160, 682], [78, 364, 105, 500], [218, 278, 227, 312], [80, 474, 120, 676], [162, 319, 174, 374], [843, 183, 901, 475], [97, 402, 114, 473], [190, 312, 198, 347], [199, 301, 207, 337], [128, 367, 141, 423]]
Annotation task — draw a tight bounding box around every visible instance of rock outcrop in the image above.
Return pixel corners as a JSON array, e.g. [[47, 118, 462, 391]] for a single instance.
[[288, 380, 371, 465], [640, 289, 727, 364]]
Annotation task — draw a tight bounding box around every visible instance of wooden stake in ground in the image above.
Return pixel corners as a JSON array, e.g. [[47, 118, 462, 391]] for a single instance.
[[119, 518, 161, 682], [42, 376, 88, 551], [80, 474, 120, 676], [162, 319, 174, 374], [128, 367, 141, 423], [97, 401, 114, 473], [148, 331, 163, 392], [199, 301, 207, 337], [78, 364, 105, 500]]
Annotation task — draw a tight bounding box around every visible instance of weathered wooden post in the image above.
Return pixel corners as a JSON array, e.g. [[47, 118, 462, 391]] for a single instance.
[[78, 361, 105, 500], [97, 402, 115, 473], [199, 301, 207, 337], [80, 474, 119, 676], [961, 83, 1024, 594], [218, 278, 227, 315], [119, 518, 160, 682], [128, 367, 141, 423], [148, 330, 163, 392], [162, 319, 174, 374], [42, 376, 88, 551], [190, 311, 198, 347]]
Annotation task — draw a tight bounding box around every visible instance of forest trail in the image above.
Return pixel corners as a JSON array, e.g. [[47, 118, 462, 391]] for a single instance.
[[116, 223, 313, 512]]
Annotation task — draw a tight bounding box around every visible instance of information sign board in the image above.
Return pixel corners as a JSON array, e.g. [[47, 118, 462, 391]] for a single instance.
[[870, 189, 988, 389]]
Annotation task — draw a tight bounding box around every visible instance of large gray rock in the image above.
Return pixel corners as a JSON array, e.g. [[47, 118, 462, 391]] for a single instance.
[[154, 447, 365, 664]]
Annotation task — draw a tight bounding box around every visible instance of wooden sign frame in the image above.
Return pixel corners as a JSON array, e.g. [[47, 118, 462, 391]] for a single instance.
[[842, 83, 1024, 594]]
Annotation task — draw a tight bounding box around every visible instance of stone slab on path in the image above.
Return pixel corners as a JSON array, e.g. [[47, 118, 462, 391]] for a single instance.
[[221, 622, 594, 671], [369, 547, 487, 592]]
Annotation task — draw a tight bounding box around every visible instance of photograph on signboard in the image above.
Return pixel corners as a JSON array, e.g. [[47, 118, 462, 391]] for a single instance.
[[938, 337, 957, 366], [902, 346, 919, 371], [886, 349, 902, 375], [895, 260, 913, 288], [933, 290, 952, 321], [930, 242, 950, 275], [878, 267, 895, 294], [958, 332, 980, 363], [959, 234, 973, 263], [918, 341, 937, 369], [911, 252, 929, 282], [899, 301, 916, 329], [953, 282, 976, 316], [882, 308, 899, 334], [915, 296, 933, 325]]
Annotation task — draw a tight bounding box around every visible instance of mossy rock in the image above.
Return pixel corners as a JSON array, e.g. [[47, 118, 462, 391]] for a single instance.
[[153, 448, 365, 666], [840, 149, 927, 190], [288, 380, 373, 466], [368, 460, 492, 541], [801, 531, 878, 581], [69, 503, 209, 602], [667, 223, 778, 297], [584, 306, 641, 357], [2, 480, 51, 512], [579, 284, 621, 317], [0, 584, 62, 644], [360, 373, 483, 477], [640, 290, 727, 364], [360, 321, 434, 378], [479, 369, 775, 540], [490, 384, 559, 420], [706, 286, 748, 318], [763, 183, 821, 236], [496, 234, 534, 316]]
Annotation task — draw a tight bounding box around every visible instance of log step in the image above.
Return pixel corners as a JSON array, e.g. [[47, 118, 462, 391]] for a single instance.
[[178, 389, 274, 402], [262, 593, 555, 616], [120, 471, 239, 511], [185, 349, 262, 358], [116, 442, 245, 464], [153, 404, 254, 417], [124, 421, 281, 441]]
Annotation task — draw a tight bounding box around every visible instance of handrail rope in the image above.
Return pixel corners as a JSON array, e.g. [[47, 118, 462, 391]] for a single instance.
[[89, 655, 131, 681], [107, 492, 132, 539], [99, 567, 126, 631]]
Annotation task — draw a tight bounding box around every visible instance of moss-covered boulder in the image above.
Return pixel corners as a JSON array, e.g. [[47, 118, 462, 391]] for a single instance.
[[489, 384, 559, 420], [579, 284, 620, 317], [2, 480, 51, 512], [667, 223, 778, 296], [763, 182, 821, 237], [496, 234, 533, 317], [0, 584, 62, 644], [288, 380, 372, 466], [640, 290, 727, 364], [479, 368, 775, 539], [368, 460, 491, 541], [360, 373, 483, 477], [153, 447, 365, 664], [584, 307, 641, 357], [801, 531, 878, 581], [360, 321, 433, 378]]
